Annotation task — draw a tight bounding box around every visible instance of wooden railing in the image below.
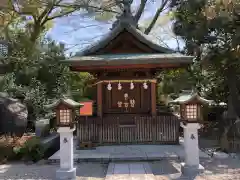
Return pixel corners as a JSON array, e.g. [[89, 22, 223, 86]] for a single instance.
[[76, 115, 180, 145]]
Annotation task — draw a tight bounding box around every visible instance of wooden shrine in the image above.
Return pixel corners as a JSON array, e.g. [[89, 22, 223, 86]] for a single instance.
[[62, 3, 193, 145]]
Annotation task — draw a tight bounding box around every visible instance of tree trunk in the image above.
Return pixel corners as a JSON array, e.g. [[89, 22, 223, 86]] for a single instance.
[[226, 67, 240, 118], [220, 126, 230, 152], [220, 67, 240, 152], [134, 0, 147, 23], [30, 23, 42, 44]]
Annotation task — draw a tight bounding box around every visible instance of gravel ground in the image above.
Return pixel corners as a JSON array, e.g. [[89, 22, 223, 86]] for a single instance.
[[150, 158, 240, 180], [0, 162, 108, 180]]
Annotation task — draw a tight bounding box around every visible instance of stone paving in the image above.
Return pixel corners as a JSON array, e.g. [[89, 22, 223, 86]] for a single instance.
[[0, 162, 108, 180], [105, 162, 155, 180], [1, 158, 240, 180], [49, 145, 210, 162]]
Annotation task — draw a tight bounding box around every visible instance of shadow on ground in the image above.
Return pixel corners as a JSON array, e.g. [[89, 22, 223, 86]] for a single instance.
[[200, 158, 240, 175], [150, 158, 240, 180]]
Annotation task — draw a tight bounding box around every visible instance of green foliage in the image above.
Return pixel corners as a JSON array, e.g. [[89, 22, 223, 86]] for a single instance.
[[170, 0, 240, 149], [70, 72, 95, 101], [0, 6, 94, 120], [171, 0, 240, 104], [13, 136, 45, 162], [0, 36, 70, 119], [157, 61, 206, 99], [1, 0, 87, 43]]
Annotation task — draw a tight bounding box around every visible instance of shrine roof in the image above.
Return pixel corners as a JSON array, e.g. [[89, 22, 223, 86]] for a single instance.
[[75, 23, 174, 56], [62, 53, 193, 66]]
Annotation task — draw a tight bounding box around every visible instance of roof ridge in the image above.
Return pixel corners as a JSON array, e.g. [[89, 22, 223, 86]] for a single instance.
[[75, 23, 175, 56]]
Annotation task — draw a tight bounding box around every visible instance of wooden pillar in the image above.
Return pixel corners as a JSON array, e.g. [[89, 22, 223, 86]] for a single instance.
[[151, 82, 157, 116], [97, 82, 103, 118]]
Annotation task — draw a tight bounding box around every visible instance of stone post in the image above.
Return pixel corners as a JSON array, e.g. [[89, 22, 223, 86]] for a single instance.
[[181, 122, 204, 175], [56, 127, 76, 180]]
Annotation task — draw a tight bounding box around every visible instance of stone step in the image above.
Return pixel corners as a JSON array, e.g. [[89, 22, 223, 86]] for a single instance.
[[105, 162, 156, 180], [47, 155, 181, 165]]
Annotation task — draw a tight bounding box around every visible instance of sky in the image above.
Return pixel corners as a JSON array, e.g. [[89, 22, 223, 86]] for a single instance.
[[47, 0, 184, 55]]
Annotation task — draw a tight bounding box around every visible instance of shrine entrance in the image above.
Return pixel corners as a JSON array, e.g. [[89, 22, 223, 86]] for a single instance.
[[103, 81, 151, 114]]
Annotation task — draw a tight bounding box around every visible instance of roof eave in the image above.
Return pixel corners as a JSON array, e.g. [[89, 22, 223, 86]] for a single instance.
[[61, 56, 193, 66]]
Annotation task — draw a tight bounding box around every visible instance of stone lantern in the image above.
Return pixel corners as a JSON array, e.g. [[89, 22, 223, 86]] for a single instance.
[[171, 90, 212, 122], [46, 98, 83, 180], [170, 91, 212, 175]]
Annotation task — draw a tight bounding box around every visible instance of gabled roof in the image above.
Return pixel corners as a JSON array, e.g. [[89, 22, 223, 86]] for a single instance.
[[64, 21, 193, 71], [76, 22, 175, 56]]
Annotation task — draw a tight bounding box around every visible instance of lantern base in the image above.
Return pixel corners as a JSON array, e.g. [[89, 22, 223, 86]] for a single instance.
[[181, 163, 204, 175], [56, 167, 76, 180]]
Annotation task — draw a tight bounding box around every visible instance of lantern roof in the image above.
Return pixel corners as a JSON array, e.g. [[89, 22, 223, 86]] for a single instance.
[[169, 90, 213, 105], [45, 98, 83, 109]]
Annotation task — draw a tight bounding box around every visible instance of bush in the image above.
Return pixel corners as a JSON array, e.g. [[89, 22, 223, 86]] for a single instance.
[[0, 135, 32, 162], [13, 136, 45, 162]]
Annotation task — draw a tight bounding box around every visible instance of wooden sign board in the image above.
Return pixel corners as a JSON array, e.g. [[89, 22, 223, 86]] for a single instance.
[[79, 101, 93, 116]]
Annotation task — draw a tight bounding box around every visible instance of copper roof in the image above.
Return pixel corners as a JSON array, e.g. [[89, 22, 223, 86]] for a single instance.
[[65, 21, 193, 68], [63, 53, 193, 66]]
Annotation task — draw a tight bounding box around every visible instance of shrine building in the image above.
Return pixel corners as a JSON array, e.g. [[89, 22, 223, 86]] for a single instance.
[[62, 4, 193, 145]]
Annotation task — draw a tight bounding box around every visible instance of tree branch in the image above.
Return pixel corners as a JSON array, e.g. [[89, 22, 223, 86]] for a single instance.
[[54, 3, 120, 14], [144, 0, 169, 35], [134, 0, 147, 23], [8, 0, 37, 21], [45, 8, 76, 22], [37, 6, 54, 24]]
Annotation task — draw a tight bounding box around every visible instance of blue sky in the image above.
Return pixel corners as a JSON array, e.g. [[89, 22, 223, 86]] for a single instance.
[[47, 0, 184, 55]]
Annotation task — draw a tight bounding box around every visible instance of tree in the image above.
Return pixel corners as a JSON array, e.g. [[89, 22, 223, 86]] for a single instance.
[[171, 0, 240, 151], [91, 0, 172, 35], [0, 1, 108, 137], [0, 34, 70, 118], [0, 0, 118, 44]]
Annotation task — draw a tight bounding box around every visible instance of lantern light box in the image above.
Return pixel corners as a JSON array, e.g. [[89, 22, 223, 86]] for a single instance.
[[45, 98, 83, 127], [170, 91, 212, 122]]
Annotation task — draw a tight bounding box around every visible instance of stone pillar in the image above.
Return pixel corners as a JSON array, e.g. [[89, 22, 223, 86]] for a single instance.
[[56, 127, 76, 180], [181, 122, 204, 175]]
